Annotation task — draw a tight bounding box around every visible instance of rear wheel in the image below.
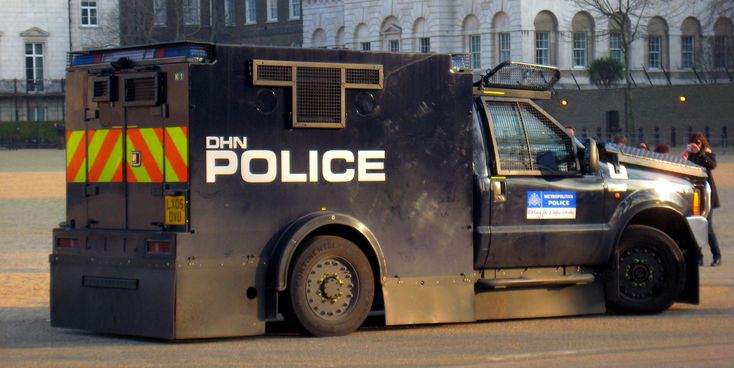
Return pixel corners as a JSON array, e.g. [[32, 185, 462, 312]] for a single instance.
[[288, 236, 374, 337], [608, 225, 686, 314]]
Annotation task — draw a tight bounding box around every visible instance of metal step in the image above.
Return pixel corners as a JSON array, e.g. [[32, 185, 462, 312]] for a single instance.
[[477, 273, 595, 289]]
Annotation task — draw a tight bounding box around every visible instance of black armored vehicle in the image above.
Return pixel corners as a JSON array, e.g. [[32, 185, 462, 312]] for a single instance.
[[52, 43, 710, 339]]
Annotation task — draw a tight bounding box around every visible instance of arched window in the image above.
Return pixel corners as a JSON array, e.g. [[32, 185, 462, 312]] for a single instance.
[[463, 15, 481, 69], [680, 17, 702, 69], [381, 16, 402, 52], [571, 12, 594, 68], [608, 12, 629, 62], [647, 17, 669, 69], [413, 18, 430, 53], [714, 17, 734, 68], [335, 26, 345, 49], [534, 11, 558, 66], [354, 23, 370, 51], [492, 12, 511, 63], [312, 28, 326, 48]]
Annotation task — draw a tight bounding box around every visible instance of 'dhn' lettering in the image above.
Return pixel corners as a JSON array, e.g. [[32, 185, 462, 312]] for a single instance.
[[206, 136, 247, 149]]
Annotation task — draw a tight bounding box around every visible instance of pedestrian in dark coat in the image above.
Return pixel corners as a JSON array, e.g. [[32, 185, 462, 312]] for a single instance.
[[682, 133, 721, 266]]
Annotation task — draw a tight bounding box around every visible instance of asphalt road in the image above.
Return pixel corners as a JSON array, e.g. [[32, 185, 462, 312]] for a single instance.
[[1, 150, 733, 367]]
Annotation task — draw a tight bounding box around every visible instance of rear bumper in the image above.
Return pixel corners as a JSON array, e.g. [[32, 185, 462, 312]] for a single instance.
[[50, 228, 178, 339], [50, 228, 266, 339]]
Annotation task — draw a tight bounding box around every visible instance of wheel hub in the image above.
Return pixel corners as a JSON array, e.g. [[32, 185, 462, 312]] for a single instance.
[[620, 247, 664, 300], [305, 258, 357, 320]]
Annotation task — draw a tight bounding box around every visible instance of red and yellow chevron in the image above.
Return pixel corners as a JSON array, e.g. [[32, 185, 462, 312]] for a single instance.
[[66, 130, 87, 183], [126, 128, 164, 183], [65, 126, 187, 184], [164, 126, 188, 182], [87, 129, 123, 183]]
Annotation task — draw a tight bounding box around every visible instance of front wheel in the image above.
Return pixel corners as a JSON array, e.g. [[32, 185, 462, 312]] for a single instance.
[[608, 225, 686, 314], [288, 236, 374, 337]]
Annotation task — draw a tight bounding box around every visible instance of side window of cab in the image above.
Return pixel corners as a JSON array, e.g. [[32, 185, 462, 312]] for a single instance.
[[484, 98, 577, 176]]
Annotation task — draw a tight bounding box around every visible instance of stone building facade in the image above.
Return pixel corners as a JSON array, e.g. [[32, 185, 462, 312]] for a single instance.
[[119, 0, 303, 47], [0, 0, 119, 122], [302, 0, 734, 87]]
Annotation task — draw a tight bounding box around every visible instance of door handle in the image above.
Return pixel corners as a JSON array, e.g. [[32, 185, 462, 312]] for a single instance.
[[491, 179, 506, 202]]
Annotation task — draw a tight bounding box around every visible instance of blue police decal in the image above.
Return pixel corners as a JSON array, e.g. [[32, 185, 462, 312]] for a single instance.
[[527, 191, 576, 219]]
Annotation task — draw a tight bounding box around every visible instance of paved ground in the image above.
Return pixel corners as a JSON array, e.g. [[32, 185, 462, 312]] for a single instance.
[[1, 149, 733, 367]]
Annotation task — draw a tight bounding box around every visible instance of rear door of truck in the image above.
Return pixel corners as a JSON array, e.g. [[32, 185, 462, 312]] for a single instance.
[[65, 47, 192, 231]]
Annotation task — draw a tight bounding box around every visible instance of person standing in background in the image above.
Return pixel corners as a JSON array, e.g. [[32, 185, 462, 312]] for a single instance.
[[682, 133, 721, 266], [612, 135, 627, 146]]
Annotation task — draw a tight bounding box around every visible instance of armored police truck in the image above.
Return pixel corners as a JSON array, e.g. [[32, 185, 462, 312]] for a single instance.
[[52, 42, 711, 339]]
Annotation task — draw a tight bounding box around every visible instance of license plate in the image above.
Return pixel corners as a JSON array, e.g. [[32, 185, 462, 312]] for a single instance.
[[165, 195, 186, 226]]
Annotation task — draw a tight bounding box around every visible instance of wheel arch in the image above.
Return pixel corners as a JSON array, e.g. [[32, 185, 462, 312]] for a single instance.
[[613, 206, 699, 304], [269, 212, 387, 295]]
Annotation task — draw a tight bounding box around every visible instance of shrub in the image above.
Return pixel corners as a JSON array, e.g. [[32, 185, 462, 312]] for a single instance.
[[588, 57, 625, 88]]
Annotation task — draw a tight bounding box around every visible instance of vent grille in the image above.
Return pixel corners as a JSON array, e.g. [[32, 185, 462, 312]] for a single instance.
[[296, 67, 342, 124], [123, 73, 161, 106], [258, 65, 292, 82], [345, 68, 380, 86], [94, 80, 108, 97], [91, 76, 114, 102], [252, 60, 383, 128]]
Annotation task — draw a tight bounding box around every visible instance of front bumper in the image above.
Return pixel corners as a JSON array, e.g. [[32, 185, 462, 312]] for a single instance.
[[686, 216, 709, 250]]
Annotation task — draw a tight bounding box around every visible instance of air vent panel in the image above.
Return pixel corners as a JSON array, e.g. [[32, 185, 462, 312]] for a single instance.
[[123, 72, 162, 107]]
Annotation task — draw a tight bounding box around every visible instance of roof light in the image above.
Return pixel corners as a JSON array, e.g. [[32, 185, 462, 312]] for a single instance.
[[450, 54, 471, 72], [70, 44, 212, 67]]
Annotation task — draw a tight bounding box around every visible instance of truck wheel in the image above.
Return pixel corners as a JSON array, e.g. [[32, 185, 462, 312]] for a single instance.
[[608, 225, 685, 314], [288, 236, 374, 337]]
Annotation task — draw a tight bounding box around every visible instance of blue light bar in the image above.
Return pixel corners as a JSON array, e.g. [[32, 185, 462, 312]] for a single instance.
[[450, 54, 471, 71], [70, 44, 212, 66]]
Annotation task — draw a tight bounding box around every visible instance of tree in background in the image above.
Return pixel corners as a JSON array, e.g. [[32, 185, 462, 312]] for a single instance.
[[588, 57, 625, 88], [572, 0, 679, 142]]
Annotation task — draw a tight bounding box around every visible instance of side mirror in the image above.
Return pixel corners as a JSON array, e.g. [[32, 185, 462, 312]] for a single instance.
[[582, 138, 599, 174]]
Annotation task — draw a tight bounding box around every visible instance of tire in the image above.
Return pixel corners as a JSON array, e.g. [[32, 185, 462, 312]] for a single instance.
[[288, 236, 374, 337], [608, 225, 686, 314]]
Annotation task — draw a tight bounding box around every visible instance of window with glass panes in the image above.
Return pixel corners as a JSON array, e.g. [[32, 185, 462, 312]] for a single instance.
[[224, 0, 236, 26], [681, 36, 694, 68], [268, 0, 278, 21], [81, 1, 97, 26], [153, 0, 167, 26], [246, 0, 256, 24], [183, 0, 200, 25], [25, 43, 44, 92], [290, 0, 301, 19], [28, 107, 47, 121], [535, 32, 549, 65], [573, 32, 587, 67], [361, 42, 371, 51], [610, 32, 622, 61], [648, 36, 661, 68], [715, 36, 726, 68], [469, 35, 481, 69], [499, 32, 511, 62], [419, 37, 430, 53], [389, 39, 400, 52]]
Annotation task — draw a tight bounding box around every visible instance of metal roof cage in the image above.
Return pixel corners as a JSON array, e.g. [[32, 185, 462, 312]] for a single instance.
[[475, 61, 560, 91]]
